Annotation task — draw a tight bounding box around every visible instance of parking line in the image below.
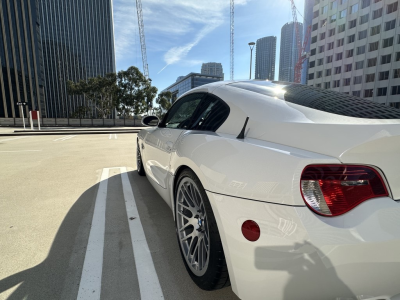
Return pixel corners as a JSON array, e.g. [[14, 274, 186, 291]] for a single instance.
[[115, 134, 117, 139], [0, 136, 30, 142], [77, 168, 109, 300], [108, 134, 117, 139], [120, 167, 164, 300], [0, 150, 42, 153], [53, 135, 76, 142]]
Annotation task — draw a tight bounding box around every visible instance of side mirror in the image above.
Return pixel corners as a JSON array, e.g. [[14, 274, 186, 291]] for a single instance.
[[142, 115, 159, 127]]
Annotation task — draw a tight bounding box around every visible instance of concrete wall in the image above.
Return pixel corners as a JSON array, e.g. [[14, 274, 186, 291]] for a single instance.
[[0, 118, 144, 127]]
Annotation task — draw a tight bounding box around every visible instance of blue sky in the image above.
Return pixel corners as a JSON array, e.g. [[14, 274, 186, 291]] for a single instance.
[[112, 0, 305, 92]]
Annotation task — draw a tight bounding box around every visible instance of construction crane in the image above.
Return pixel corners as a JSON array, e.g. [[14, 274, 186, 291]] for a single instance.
[[230, 0, 234, 80], [295, 25, 311, 83], [289, 0, 311, 83], [136, 0, 149, 79]]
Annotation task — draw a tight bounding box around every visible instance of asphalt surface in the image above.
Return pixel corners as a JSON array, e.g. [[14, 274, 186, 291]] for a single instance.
[[0, 134, 239, 300]]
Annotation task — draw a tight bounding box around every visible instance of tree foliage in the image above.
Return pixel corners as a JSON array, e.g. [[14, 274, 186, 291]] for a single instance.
[[116, 66, 153, 116], [67, 66, 160, 119], [154, 91, 173, 119]]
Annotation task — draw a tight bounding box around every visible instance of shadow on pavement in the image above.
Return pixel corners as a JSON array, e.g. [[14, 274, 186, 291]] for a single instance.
[[0, 171, 239, 300], [0, 180, 100, 299], [255, 241, 354, 299]]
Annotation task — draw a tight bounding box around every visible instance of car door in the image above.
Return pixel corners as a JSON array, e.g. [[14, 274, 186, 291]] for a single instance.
[[143, 93, 206, 189]]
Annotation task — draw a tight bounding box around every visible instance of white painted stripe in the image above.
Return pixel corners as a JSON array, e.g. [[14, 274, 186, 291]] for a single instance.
[[120, 167, 164, 300], [109, 134, 111, 140], [0, 150, 42, 153], [77, 168, 109, 300], [0, 136, 30, 142], [114, 134, 117, 139], [53, 136, 69, 141], [53, 135, 76, 142]]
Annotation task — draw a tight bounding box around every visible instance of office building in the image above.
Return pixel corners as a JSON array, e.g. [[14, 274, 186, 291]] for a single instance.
[[254, 36, 276, 80], [201, 62, 224, 80], [302, 0, 315, 84], [0, 0, 45, 118], [163, 73, 223, 102], [279, 21, 304, 82], [38, 0, 116, 118], [307, 0, 400, 108]]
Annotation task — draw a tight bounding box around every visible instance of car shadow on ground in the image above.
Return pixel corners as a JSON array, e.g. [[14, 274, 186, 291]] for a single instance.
[[0, 171, 239, 300], [0, 178, 99, 300]]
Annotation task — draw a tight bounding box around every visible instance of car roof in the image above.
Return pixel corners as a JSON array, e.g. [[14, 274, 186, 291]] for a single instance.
[[187, 80, 400, 120]]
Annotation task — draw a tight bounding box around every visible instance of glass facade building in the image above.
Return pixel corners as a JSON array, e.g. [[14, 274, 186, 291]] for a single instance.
[[38, 0, 116, 118], [255, 36, 276, 80], [163, 73, 223, 102], [279, 22, 304, 82], [301, 0, 314, 84], [0, 0, 45, 118]]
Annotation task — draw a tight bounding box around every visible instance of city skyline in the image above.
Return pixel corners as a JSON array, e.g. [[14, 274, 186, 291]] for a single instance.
[[113, 0, 305, 92]]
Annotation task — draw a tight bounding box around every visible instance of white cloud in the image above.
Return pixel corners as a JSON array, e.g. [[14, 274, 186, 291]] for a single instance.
[[113, 0, 250, 70]]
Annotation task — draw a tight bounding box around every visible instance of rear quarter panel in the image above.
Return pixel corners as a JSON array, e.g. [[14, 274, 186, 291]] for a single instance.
[[170, 132, 339, 206]]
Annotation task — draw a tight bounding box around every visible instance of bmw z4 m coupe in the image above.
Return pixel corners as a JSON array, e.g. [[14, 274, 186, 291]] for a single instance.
[[137, 80, 400, 300]]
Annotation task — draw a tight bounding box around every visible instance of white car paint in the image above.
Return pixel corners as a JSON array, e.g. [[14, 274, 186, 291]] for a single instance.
[[138, 80, 400, 299]]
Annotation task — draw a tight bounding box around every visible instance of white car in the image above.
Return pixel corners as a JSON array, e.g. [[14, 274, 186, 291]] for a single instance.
[[137, 80, 400, 300]]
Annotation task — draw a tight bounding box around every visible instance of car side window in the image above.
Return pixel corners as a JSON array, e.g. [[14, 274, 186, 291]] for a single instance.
[[190, 95, 230, 132], [162, 93, 204, 129]]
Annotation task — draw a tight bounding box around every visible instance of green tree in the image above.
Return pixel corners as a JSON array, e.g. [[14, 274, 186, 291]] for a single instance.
[[67, 73, 117, 118], [116, 66, 150, 116], [70, 105, 91, 118], [154, 91, 173, 119]]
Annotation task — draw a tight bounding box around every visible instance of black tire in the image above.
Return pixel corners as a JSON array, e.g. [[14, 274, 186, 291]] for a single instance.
[[137, 142, 146, 176], [175, 169, 230, 290]]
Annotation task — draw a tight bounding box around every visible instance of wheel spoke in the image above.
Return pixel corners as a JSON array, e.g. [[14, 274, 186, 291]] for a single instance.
[[177, 210, 191, 221], [177, 201, 195, 216], [179, 221, 191, 232], [198, 237, 203, 269], [181, 183, 196, 209], [180, 232, 193, 242]]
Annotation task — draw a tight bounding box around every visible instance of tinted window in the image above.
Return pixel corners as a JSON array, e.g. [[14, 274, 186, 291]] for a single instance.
[[190, 95, 230, 131], [161, 93, 204, 129]]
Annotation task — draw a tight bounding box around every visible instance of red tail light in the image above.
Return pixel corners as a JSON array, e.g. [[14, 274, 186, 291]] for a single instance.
[[301, 165, 388, 217]]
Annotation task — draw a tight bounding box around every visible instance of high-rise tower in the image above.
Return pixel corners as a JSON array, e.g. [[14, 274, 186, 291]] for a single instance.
[[0, 0, 45, 118], [255, 36, 276, 80], [38, 0, 116, 118], [279, 22, 304, 82], [302, 0, 314, 84], [201, 62, 224, 80], [307, 0, 400, 109]]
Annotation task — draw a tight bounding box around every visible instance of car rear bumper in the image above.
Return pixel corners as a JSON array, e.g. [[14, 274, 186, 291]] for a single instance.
[[207, 191, 400, 300]]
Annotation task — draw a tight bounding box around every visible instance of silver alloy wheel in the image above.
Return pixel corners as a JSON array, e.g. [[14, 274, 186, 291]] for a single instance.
[[176, 177, 210, 276]]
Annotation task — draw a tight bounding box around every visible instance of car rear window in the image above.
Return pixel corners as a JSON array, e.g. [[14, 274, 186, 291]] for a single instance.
[[229, 81, 400, 119]]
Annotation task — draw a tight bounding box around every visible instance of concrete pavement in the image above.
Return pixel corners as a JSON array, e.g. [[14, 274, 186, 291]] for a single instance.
[[0, 134, 239, 300]]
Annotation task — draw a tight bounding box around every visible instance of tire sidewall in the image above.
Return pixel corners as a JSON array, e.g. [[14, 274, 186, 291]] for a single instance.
[[174, 169, 227, 290]]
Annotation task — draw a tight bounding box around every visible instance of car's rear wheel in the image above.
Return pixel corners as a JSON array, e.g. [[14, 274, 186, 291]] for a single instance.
[[137, 143, 145, 176], [175, 169, 230, 290]]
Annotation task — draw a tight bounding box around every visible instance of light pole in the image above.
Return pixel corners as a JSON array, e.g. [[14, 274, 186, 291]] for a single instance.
[[248, 42, 255, 80], [16, 102, 27, 130]]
